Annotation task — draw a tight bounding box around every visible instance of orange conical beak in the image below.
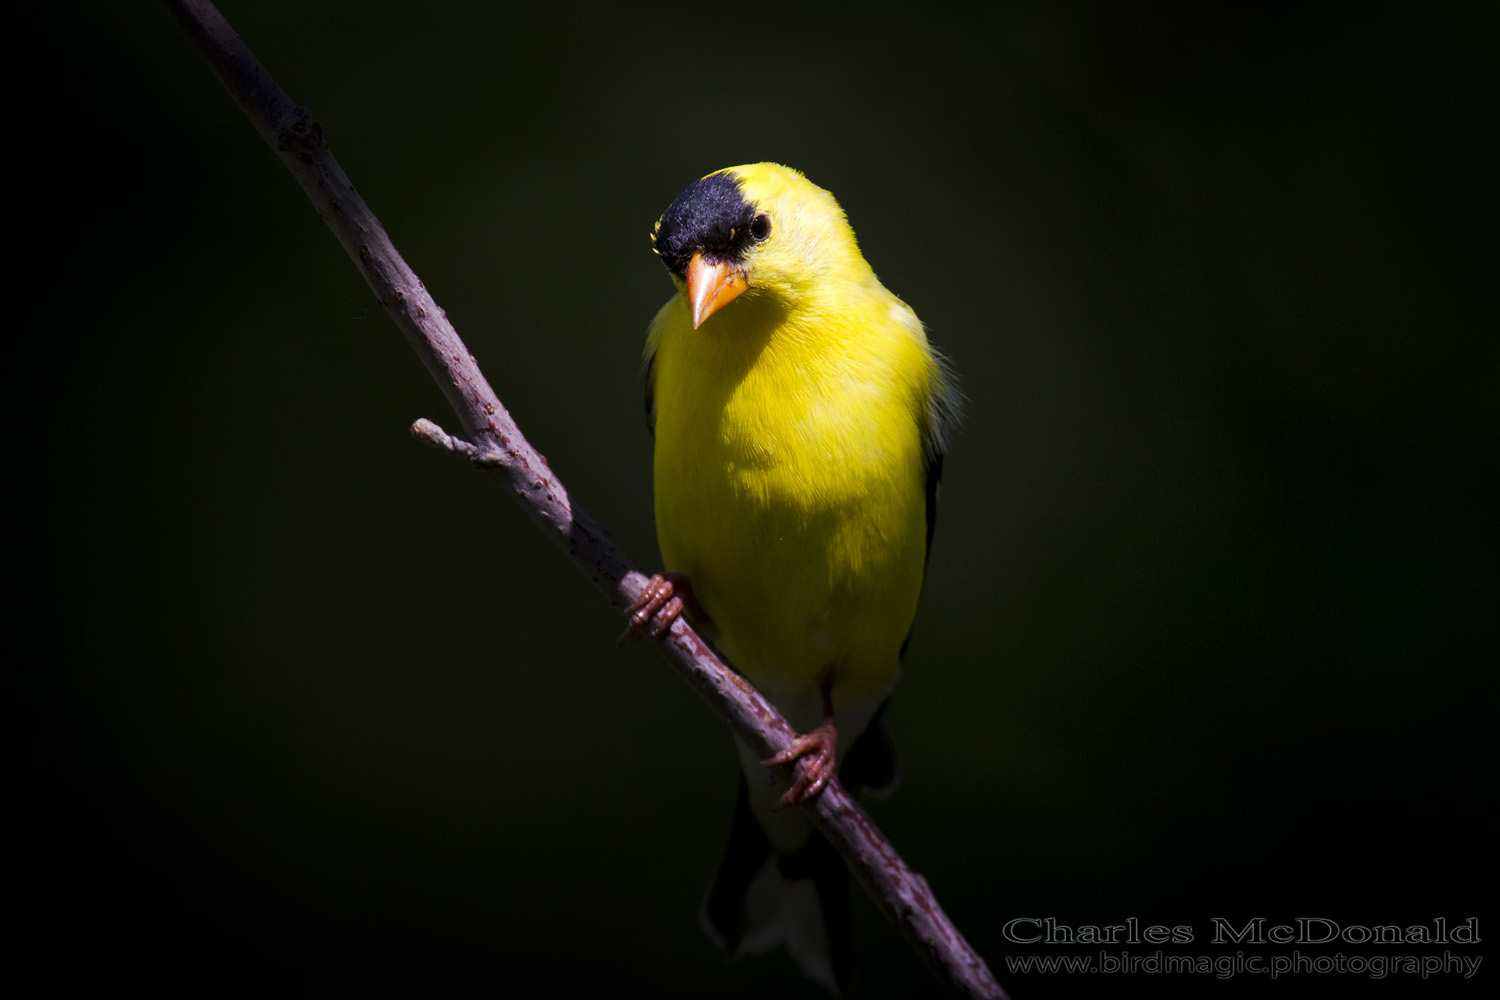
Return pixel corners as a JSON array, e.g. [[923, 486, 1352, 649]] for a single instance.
[[685, 252, 747, 329]]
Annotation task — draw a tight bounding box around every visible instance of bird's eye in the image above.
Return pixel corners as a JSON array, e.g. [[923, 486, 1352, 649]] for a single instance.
[[749, 213, 772, 241]]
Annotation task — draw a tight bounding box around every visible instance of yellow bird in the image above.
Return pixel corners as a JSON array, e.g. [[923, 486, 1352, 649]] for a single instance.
[[627, 163, 959, 991]]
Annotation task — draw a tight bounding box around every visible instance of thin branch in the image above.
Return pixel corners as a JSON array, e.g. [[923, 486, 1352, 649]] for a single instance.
[[161, 2, 1006, 996]]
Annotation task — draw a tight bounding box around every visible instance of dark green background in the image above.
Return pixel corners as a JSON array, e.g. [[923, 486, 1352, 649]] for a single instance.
[[28, 2, 1492, 996]]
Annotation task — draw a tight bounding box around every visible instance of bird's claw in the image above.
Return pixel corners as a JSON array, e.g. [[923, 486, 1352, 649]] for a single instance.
[[763, 721, 838, 807], [620, 573, 687, 643]]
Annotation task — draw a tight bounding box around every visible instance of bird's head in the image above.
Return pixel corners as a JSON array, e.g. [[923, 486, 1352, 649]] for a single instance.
[[651, 163, 864, 329]]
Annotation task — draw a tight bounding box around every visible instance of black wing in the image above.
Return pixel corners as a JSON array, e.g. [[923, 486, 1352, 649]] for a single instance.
[[923, 450, 943, 571], [644, 352, 656, 437], [899, 448, 943, 663]]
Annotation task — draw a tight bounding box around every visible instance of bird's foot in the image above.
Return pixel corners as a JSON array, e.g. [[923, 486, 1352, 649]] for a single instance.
[[763, 721, 838, 807], [620, 572, 702, 643]]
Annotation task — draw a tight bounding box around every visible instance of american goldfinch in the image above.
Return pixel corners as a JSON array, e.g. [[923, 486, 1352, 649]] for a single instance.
[[627, 163, 958, 992]]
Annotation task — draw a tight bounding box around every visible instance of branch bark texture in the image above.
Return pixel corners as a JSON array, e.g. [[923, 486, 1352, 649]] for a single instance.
[[161, 3, 1005, 996]]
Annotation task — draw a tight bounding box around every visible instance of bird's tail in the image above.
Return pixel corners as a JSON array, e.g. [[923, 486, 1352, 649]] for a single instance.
[[699, 707, 898, 993], [700, 776, 853, 993]]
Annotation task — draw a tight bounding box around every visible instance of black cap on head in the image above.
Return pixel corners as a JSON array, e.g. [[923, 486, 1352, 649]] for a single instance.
[[652, 171, 761, 278]]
